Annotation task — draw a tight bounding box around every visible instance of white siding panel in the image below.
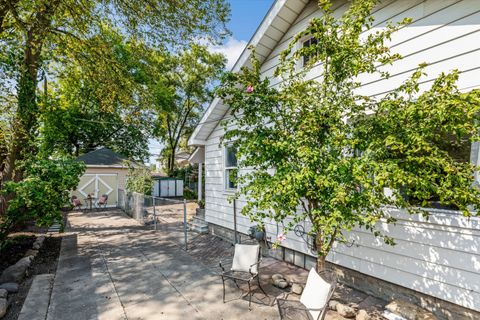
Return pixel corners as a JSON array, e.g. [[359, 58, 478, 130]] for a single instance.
[[202, 0, 480, 311]]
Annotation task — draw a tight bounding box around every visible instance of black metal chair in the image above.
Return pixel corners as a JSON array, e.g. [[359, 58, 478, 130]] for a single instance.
[[276, 268, 337, 320], [219, 243, 268, 310], [96, 194, 108, 209], [71, 195, 83, 211]]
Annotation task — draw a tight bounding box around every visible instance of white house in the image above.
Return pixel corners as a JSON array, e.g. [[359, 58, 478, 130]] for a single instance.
[[188, 1, 480, 318]]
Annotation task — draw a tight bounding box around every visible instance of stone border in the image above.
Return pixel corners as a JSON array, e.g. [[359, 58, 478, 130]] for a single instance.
[[17, 274, 54, 320], [0, 235, 47, 319]]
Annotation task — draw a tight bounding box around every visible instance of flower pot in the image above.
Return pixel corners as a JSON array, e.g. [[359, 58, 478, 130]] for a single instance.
[[254, 231, 265, 241]]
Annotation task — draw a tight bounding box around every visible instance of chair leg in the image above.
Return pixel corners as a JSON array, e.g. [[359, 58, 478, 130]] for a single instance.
[[221, 276, 226, 303], [248, 280, 252, 310], [256, 276, 267, 297], [233, 279, 241, 289]]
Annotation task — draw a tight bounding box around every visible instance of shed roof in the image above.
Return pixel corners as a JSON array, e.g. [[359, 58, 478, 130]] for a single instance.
[[77, 148, 134, 167]]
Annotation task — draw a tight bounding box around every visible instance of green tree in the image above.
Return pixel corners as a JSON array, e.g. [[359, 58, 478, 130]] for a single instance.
[[153, 45, 226, 176], [217, 0, 480, 271], [39, 29, 156, 161], [0, 0, 229, 214]]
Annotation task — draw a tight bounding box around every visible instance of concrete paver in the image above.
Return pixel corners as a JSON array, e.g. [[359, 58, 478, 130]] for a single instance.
[[47, 210, 278, 320]]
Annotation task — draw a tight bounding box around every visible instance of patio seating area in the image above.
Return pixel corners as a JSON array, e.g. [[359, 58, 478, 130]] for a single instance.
[[42, 208, 388, 320]]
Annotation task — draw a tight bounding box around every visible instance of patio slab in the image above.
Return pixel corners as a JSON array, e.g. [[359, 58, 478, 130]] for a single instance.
[[46, 209, 387, 320]]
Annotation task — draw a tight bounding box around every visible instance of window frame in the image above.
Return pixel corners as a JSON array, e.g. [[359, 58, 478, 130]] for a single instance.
[[300, 36, 319, 68], [223, 144, 238, 191]]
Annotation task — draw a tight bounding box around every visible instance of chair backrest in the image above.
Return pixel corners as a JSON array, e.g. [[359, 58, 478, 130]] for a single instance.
[[231, 244, 260, 274], [300, 268, 337, 320], [99, 194, 108, 204]]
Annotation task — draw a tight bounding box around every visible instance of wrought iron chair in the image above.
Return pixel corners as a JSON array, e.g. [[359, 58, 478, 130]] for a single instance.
[[219, 243, 267, 310], [276, 268, 337, 320], [97, 194, 108, 209], [71, 195, 83, 211]]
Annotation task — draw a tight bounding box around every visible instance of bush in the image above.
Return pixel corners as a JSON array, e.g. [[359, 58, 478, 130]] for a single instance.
[[183, 187, 197, 200], [0, 158, 85, 247], [126, 166, 153, 195]]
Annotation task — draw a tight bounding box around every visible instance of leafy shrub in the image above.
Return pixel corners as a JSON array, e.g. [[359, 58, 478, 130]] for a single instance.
[[183, 187, 196, 200], [0, 158, 85, 246], [125, 165, 153, 195]]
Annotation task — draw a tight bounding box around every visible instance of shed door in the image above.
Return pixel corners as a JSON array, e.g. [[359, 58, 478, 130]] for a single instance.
[[160, 180, 169, 197], [74, 174, 118, 207], [168, 180, 176, 197]]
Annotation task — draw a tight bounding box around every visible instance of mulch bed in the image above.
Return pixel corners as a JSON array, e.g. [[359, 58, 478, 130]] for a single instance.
[[1, 235, 62, 320]]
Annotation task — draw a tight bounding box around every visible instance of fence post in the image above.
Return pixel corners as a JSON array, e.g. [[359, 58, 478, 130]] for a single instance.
[[233, 198, 238, 244], [153, 197, 157, 231], [183, 199, 188, 250]]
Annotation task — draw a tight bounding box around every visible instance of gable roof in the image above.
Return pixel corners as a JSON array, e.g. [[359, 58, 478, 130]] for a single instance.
[[188, 0, 308, 146], [76, 148, 134, 167]]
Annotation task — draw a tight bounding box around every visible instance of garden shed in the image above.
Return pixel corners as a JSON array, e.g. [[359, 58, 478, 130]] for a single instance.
[[72, 148, 138, 208]]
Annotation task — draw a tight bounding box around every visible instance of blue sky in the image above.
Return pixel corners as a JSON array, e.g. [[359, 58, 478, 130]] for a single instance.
[[149, 0, 275, 165], [208, 0, 275, 70]]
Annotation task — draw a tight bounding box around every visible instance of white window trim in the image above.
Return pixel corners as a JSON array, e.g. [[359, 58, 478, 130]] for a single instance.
[[223, 144, 238, 192], [297, 35, 318, 71]]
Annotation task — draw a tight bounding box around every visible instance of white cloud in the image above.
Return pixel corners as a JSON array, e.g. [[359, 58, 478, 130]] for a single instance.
[[209, 37, 248, 71]]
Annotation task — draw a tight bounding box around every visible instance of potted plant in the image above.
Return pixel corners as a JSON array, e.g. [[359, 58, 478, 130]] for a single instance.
[[196, 199, 205, 217], [248, 224, 265, 241]]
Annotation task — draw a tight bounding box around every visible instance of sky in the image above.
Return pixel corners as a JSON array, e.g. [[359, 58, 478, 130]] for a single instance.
[[148, 0, 275, 166]]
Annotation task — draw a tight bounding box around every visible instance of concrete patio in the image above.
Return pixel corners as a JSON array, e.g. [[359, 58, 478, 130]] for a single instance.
[[44, 209, 386, 320]]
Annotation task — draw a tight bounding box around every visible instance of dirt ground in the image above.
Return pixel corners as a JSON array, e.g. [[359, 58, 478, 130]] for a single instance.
[[0, 236, 36, 275], [145, 201, 198, 224], [1, 235, 62, 320]]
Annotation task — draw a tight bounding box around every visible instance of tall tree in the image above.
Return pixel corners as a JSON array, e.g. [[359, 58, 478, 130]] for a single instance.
[[40, 28, 156, 161], [0, 0, 229, 214], [218, 0, 480, 271], [153, 45, 226, 176]]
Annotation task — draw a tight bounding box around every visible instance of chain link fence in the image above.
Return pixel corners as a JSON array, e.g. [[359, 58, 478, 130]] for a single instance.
[[118, 189, 200, 249]]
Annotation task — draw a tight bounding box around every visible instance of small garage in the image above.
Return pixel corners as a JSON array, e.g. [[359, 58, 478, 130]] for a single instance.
[[72, 148, 136, 208]]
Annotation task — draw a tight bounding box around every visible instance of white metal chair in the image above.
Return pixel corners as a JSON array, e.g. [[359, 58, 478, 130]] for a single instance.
[[276, 268, 337, 320], [219, 243, 267, 310]]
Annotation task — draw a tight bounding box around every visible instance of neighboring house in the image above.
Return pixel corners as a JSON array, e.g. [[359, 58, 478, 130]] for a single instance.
[[189, 0, 480, 318], [72, 148, 139, 207]]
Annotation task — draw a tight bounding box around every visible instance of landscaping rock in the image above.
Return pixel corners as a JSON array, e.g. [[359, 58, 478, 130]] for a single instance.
[[0, 298, 7, 318], [0, 283, 19, 293], [291, 283, 303, 295], [326, 311, 348, 320], [356, 309, 370, 320], [24, 249, 39, 258], [336, 303, 356, 318], [0, 289, 6, 299], [272, 274, 284, 281], [276, 280, 289, 289], [0, 256, 33, 283], [385, 300, 437, 320], [329, 300, 340, 310]]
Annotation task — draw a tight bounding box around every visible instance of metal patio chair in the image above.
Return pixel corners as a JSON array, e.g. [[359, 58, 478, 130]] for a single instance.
[[71, 195, 83, 211], [276, 268, 337, 320], [219, 243, 267, 310], [97, 194, 108, 209]]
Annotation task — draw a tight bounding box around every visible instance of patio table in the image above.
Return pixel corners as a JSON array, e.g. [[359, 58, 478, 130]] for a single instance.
[[84, 197, 97, 211]]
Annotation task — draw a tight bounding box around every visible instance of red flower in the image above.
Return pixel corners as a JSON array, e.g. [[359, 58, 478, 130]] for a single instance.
[[246, 85, 254, 93]]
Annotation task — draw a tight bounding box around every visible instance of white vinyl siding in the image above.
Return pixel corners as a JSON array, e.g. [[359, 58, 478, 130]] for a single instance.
[[203, 0, 480, 312]]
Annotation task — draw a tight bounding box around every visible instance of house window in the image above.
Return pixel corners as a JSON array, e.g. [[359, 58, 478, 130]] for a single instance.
[[224, 145, 238, 190], [302, 37, 318, 66]]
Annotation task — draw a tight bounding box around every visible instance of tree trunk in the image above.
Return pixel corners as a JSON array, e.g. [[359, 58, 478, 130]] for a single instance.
[[315, 233, 326, 272], [0, 30, 42, 216]]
